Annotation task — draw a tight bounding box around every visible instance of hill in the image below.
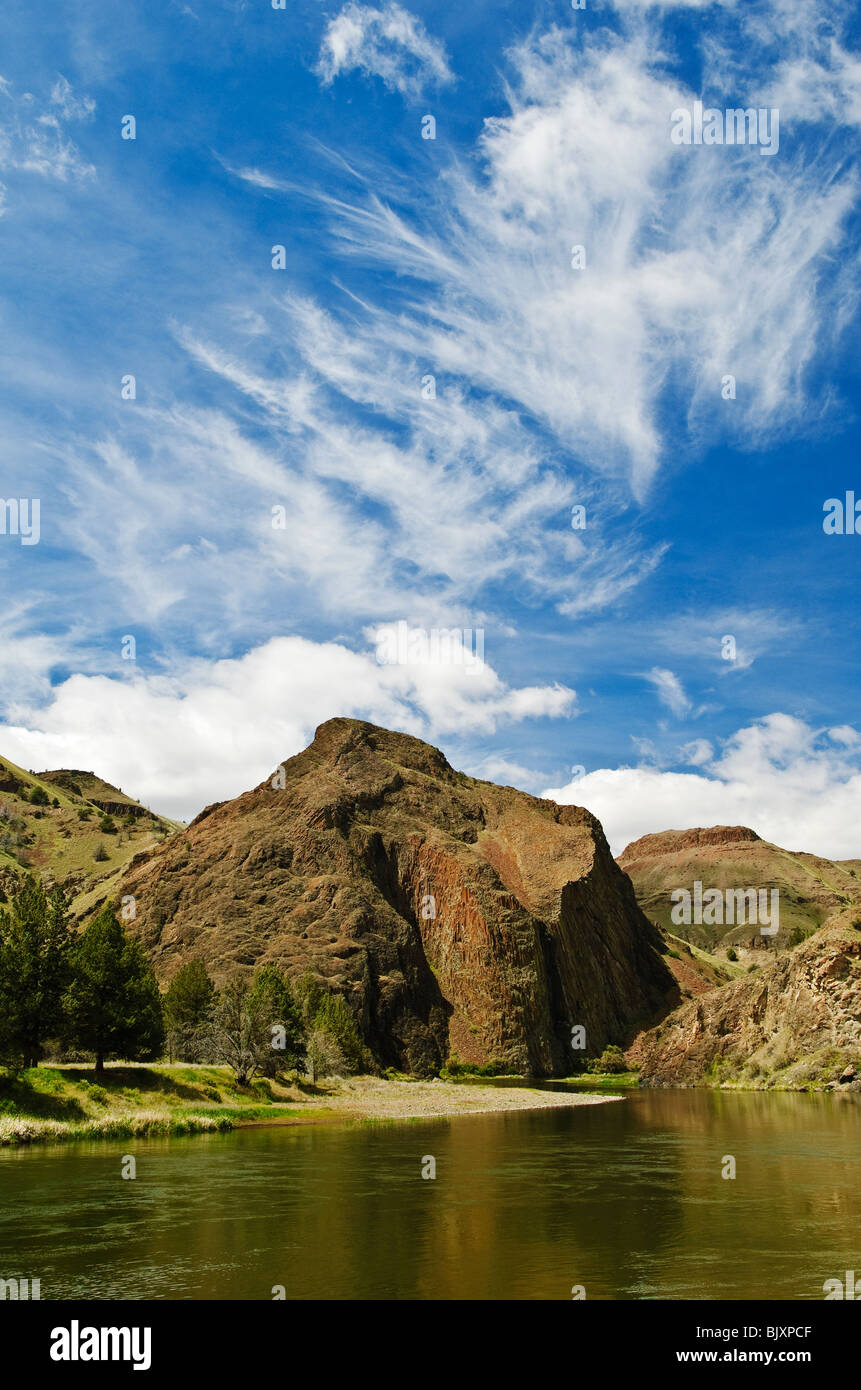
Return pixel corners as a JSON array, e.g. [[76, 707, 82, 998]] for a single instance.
[[617, 825, 861, 965], [0, 754, 179, 914], [633, 911, 861, 1090], [118, 717, 677, 1076]]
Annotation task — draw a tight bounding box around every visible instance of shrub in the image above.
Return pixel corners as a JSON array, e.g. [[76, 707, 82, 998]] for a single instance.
[[94, 843, 108, 862], [727, 947, 738, 961], [28, 787, 49, 807], [588, 1045, 628, 1074], [294, 972, 370, 1075], [440, 1055, 509, 1079]]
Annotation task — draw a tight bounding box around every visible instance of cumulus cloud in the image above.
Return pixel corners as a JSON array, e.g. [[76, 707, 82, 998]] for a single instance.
[[543, 714, 861, 859], [316, 2, 453, 98], [0, 635, 574, 822]]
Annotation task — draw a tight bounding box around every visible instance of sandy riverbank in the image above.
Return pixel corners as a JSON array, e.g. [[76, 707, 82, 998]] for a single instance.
[[282, 1076, 622, 1122], [0, 1065, 623, 1146]]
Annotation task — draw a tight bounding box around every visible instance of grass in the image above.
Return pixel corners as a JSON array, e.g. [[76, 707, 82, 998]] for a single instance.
[[0, 753, 183, 915], [0, 1063, 318, 1147], [558, 1072, 641, 1090]]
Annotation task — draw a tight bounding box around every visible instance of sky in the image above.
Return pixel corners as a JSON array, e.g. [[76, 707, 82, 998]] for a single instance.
[[0, 0, 860, 856]]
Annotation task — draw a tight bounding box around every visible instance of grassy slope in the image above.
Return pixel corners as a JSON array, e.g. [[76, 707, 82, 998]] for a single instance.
[[0, 1063, 328, 1145], [0, 753, 183, 915], [620, 835, 861, 957]]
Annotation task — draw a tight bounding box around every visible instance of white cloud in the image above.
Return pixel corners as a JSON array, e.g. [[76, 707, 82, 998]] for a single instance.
[[544, 713, 861, 859], [0, 74, 94, 185], [168, 317, 656, 626], [305, 22, 860, 497], [643, 666, 691, 717], [680, 737, 713, 766], [462, 755, 547, 793], [316, 2, 453, 98], [651, 609, 793, 675], [0, 635, 574, 822]]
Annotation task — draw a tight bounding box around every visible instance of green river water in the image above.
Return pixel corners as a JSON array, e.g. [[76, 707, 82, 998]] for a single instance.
[[0, 1089, 858, 1300]]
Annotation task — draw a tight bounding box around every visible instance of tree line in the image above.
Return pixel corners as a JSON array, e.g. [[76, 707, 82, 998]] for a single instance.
[[0, 876, 370, 1083]]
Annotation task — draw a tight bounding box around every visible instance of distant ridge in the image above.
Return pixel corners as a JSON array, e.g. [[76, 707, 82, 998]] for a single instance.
[[617, 823, 861, 953]]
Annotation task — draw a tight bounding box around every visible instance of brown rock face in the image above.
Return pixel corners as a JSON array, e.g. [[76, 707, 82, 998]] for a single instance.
[[634, 916, 861, 1087], [120, 718, 675, 1076], [619, 826, 761, 867]]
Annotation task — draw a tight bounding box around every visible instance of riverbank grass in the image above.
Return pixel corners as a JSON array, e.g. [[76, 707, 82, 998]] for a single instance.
[[0, 1065, 622, 1145], [0, 1063, 319, 1146]]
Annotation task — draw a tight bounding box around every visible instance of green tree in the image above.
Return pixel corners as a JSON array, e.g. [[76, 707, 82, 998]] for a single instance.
[[98, 814, 118, 835], [250, 964, 305, 1076], [65, 904, 164, 1074], [305, 1028, 345, 1082], [0, 876, 72, 1069], [294, 971, 371, 1076], [163, 959, 215, 1062], [587, 1044, 628, 1075], [28, 785, 49, 806], [209, 977, 269, 1085]]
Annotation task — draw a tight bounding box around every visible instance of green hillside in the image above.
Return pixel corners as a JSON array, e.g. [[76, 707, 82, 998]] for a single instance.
[[0, 754, 181, 915]]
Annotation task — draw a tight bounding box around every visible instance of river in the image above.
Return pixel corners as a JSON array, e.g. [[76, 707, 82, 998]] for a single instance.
[[0, 1089, 858, 1300]]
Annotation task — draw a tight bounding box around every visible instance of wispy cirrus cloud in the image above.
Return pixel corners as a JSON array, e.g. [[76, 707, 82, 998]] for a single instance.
[[643, 667, 692, 718], [0, 74, 94, 191], [302, 19, 861, 495]]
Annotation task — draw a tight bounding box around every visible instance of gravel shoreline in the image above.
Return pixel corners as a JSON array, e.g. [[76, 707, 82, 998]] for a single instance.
[[288, 1076, 622, 1121]]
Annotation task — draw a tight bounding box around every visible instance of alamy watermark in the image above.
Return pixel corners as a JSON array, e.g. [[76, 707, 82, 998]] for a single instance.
[[0, 498, 40, 545], [823, 493, 861, 534], [0, 1276, 40, 1299], [671, 882, 779, 936], [671, 101, 779, 156], [375, 621, 484, 673]]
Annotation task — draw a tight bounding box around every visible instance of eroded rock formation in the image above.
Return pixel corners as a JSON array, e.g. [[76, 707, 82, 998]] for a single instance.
[[120, 718, 675, 1075]]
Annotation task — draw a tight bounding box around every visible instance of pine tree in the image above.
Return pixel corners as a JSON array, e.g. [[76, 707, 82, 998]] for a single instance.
[[250, 964, 306, 1075], [294, 971, 371, 1076], [0, 876, 72, 1069], [65, 904, 164, 1074], [163, 959, 215, 1062]]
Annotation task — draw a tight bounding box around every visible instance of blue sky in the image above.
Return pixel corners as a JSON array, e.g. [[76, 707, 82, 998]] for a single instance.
[[1, 0, 860, 855]]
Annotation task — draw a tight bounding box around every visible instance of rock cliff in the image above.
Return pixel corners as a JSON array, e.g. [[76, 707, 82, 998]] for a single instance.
[[120, 718, 676, 1075], [633, 913, 861, 1088]]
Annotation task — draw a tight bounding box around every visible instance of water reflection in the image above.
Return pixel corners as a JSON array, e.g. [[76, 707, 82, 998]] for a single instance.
[[0, 1090, 857, 1300]]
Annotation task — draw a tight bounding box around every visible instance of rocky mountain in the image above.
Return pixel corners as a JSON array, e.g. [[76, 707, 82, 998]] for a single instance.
[[118, 718, 677, 1076], [633, 911, 861, 1089], [0, 754, 176, 913], [617, 825, 861, 961]]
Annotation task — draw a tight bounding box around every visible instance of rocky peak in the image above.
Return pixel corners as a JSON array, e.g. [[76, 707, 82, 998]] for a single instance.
[[121, 721, 676, 1076]]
